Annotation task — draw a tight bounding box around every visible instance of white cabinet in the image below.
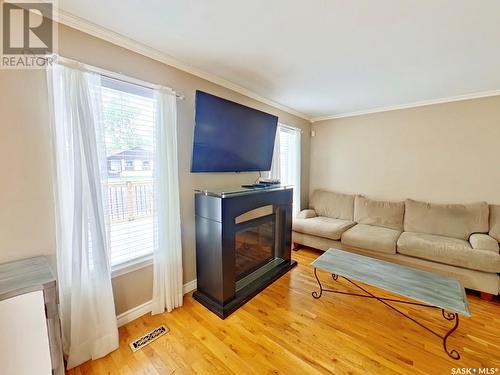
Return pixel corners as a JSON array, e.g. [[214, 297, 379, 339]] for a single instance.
[[0, 291, 52, 375], [0, 257, 64, 375]]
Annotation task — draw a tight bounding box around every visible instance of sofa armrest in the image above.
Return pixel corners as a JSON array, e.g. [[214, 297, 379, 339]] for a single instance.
[[296, 209, 317, 219], [469, 233, 500, 253]]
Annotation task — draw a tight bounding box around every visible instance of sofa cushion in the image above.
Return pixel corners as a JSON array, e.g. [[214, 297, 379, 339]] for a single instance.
[[293, 217, 356, 240], [469, 234, 500, 253], [404, 199, 489, 240], [341, 224, 401, 254], [354, 196, 404, 231], [310, 190, 355, 221], [489, 205, 500, 243], [397, 232, 500, 273], [296, 209, 317, 219]]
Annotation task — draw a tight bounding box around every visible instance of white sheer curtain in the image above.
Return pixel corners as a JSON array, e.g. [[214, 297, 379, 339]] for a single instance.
[[47, 63, 118, 369], [151, 88, 184, 314]]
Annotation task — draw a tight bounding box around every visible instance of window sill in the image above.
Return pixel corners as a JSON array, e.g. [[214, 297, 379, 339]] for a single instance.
[[111, 254, 154, 278]]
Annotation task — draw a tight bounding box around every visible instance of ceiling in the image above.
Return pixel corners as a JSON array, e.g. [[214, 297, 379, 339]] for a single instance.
[[59, 0, 500, 121]]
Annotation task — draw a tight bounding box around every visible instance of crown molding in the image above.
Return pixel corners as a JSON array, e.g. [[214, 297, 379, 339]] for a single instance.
[[56, 10, 312, 122], [311, 89, 500, 123]]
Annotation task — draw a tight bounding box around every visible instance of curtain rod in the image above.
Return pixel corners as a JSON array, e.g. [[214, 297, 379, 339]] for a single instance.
[[50, 55, 185, 100]]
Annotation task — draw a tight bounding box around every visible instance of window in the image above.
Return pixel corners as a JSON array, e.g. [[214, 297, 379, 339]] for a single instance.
[[277, 125, 301, 216], [107, 160, 122, 175], [124, 160, 134, 171], [100, 76, 156, 267]]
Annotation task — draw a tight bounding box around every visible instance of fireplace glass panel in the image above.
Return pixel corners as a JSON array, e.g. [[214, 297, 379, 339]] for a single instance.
[[235, 218, 275, 280]]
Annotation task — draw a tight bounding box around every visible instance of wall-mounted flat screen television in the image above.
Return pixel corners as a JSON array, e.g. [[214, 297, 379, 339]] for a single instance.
[[191, 91, 278, 172]]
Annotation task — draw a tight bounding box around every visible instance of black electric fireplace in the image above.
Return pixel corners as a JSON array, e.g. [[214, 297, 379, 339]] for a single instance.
[[193, 186, 296, 318], [235, 214, 275, 279]]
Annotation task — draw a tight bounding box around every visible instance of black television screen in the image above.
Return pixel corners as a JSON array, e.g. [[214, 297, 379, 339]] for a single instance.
[[191, 91, 278, 172]]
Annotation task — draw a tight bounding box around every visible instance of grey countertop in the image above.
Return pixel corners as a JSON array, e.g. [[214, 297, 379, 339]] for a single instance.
[[0, 256, 55, 301]]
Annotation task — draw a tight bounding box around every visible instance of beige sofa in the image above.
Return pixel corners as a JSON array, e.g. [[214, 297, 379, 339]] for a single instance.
[[293, 190, 500, 296]]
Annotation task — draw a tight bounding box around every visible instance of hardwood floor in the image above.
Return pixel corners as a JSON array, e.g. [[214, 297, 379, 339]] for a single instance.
[[68, 248, 500, 374]]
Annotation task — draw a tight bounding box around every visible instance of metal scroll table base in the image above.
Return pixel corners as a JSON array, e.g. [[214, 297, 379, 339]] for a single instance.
[[312, 268, 461, 360]]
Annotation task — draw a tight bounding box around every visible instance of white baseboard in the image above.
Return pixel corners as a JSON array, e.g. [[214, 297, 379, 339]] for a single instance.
[[117, 300, 152, 327], [116, 279, 197, 327], [183, 279, 197, 294]]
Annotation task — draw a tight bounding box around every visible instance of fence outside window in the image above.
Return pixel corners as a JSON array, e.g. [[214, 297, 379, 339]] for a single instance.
[[107, 180, 154, 222]]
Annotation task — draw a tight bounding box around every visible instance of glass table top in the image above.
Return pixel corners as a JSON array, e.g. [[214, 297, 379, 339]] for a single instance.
[[195, 184, 292, 198]]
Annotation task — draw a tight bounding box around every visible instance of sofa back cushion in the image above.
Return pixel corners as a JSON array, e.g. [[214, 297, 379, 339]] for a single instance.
[[404, 199, 489, 240], [489, 205, 500, 243], [354, 196, 405, 231], [310, 190, 355, 220]]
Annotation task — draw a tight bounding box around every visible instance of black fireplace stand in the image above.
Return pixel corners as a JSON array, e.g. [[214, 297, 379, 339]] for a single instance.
[[193, 187, 297, 319], [312, 268, 461, 360]]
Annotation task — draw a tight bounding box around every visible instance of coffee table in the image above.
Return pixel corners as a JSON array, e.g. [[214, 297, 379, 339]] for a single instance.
[[311, 248, 470, 360]]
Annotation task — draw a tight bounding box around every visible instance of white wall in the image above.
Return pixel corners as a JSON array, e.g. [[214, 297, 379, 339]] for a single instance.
[[0, 69, 55, 263], [310, 96, 500, 205]]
